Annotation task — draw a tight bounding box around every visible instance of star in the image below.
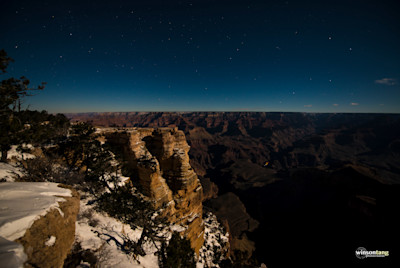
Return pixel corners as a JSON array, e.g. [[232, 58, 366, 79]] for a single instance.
[[1, 0, 398, 114]]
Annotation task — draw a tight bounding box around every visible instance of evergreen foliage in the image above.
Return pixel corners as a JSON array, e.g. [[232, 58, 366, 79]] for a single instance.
[[159, 232, 196, 268], [18, 110, 70, 146], [0, 49, 203, 266], [97, 185, 168, 257], [39, 122, 115, 191], [0, 50, 46, 161]]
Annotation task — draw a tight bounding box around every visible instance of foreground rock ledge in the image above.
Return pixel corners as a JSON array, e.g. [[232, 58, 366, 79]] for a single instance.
[[0, 182, 80, 268]]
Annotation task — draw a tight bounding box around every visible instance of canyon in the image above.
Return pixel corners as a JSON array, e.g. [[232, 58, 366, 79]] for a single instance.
[[68, 112, 400, 266]]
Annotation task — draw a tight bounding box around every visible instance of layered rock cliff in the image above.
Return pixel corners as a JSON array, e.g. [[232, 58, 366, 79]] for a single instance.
[[105, 127, 204, 253], [69, 112, 400, 266]]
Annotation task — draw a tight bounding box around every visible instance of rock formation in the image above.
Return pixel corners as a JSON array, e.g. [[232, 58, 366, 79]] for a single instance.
[[206, 192, 259, 258], [70, 112, 400, 265], [105, 127, 204, 254], [0, 183, 80, 268], [17, 185, 80, 268]]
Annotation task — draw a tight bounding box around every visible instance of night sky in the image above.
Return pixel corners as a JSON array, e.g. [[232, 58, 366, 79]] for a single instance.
[[1, 0, 399, 113]]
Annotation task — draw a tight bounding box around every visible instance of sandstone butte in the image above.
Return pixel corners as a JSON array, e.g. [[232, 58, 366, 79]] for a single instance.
[[104, 127, 205, 254]]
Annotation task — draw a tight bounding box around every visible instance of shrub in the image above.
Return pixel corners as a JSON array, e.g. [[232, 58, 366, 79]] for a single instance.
[[159, 232, 196, 268]]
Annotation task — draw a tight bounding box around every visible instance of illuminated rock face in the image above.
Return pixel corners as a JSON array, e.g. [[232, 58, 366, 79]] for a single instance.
[[0, 184, 80, 268], [105, 127, 204, 254]]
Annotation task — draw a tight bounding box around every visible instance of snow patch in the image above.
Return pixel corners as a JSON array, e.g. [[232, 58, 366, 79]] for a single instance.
[[45, 236, 56, 247], [74, 194, 230, 267], [0, 182, 71, 267], [75, 194, 155, 267], [0, 236, 27, 268], [55, 207, 64, 217], [0, 182, 71, 241], [169, 224, 186, 233], [7, 145, 35, 160], [197, 212, 230, 268], [0, 162, 24, 182]]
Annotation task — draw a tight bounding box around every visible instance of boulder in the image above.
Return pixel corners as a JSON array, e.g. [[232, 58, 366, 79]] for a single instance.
[[0, 183, 80, 268]]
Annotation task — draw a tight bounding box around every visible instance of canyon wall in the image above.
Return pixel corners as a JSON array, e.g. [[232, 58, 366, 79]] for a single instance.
[[105, 127, 204, 253], [71, 112, 400, 266]]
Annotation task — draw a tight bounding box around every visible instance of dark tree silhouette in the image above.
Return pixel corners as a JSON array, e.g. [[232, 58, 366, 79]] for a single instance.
[[159, 232, 196, 268], [97, 185, 168, 257], [0, 49, 46, 161]]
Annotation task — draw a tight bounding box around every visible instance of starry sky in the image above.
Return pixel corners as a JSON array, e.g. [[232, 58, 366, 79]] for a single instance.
[[1, 0, 399, 113]]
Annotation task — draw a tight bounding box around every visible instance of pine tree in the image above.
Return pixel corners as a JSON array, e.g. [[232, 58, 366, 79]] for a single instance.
[[0, 49, 45, 161], [159, 232, 196, 268], [97, 185, 168, 257]]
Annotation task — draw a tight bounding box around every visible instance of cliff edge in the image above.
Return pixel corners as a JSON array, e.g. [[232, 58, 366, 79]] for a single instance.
[[105, 127, 204, 254], [0, 182, 80, 268]]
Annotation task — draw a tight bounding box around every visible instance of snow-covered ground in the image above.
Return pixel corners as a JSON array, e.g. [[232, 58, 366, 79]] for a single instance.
[[198, 212, 230, 268], [75, 193, 230, 268], [75, 194, 162, 267], [0, 162, 23, 182], [0, 143, 232, 267], [6, 145, 35, 161], [0, 182, 72, 268], [0, 144, 33, 182]]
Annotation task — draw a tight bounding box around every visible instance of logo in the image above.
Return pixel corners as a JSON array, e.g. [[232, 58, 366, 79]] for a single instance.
[[355, 247, 389, 259]]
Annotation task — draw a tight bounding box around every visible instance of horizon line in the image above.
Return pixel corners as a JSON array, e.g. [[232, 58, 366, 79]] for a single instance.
[[61, 110, 400, 115]]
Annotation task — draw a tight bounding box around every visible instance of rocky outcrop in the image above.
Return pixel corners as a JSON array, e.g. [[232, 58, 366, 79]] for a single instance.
[[207, 192, 258, 258], [105, 127, 204, 254], [17, 185, 79, 268], [0, 183, 80, 268], [199, 176, 218, 201], [68, 112, 400, 266]]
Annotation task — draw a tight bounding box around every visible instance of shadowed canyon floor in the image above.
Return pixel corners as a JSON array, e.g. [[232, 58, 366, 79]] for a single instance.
[[68, 112, 400, 267]]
